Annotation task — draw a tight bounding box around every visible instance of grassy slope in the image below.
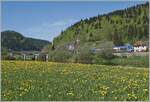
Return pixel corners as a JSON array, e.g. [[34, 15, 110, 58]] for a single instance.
[[2, 61, 149, 101]]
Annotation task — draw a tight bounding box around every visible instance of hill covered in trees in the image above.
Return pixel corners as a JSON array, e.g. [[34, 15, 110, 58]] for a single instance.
[[41, 2, 149, 65], [1, 30, 50, 52], [52, 2, 149, 49]]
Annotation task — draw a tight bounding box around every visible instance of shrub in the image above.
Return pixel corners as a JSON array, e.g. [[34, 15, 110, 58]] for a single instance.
[[38, 54, 47, 61], [74, 51, 94, 64], [73, 43, 95, 64], [93, 41, 116, 65], [49, 51, 72, 62], [5, 55, 16, 60]]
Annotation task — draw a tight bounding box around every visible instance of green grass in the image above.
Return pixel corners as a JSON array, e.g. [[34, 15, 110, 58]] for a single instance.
[[111, 56, 149, 67], [1, 61, 149, 101]]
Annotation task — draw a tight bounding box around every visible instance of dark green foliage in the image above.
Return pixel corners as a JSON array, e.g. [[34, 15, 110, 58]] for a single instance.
[[51, 44, 55, 50], [1, 30, 50, 51], [38, 54, 47, 61], [73, 50, 94, 64], [1, 47, 9, 60], [48, 51, 72, 62], [4, 55, 16, 60], [93, 41, 116, 65]]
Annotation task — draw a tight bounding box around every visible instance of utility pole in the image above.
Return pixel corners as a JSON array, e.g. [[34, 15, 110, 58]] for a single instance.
[[35, 54, 37, 61], [34, 54, 39, 61], [46, 54, 48, 62], [23, 54, 26, 61]]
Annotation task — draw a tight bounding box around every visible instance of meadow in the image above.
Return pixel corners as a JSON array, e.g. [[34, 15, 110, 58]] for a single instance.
[[1, 61, 149, 101]]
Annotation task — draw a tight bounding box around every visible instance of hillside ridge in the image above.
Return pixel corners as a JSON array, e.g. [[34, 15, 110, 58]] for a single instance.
[[1, 30, 51, 52], [52, 2, 149, 49]]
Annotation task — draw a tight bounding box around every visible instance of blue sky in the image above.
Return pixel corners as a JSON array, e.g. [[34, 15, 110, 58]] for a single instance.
[[2, 1, 147, 42]]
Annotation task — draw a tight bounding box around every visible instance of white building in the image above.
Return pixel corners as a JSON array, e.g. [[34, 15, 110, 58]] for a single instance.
[[134, 46, 147, 52], [68, 45, 75, 51]]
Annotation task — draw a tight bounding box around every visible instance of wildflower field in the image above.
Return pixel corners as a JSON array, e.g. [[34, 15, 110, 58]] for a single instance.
[[1, 61, 149, 101]]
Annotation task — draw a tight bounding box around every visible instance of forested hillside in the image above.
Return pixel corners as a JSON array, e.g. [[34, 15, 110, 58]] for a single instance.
[[53, 2, 149, 48], [41, 2, 149, 65], [1, 30, 50, 52]]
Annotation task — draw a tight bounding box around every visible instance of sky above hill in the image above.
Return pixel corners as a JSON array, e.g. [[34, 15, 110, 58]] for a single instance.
[[2, 1, 147, 42]]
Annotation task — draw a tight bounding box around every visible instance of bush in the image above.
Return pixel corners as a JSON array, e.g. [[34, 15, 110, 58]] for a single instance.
[[49, 51, 72, 62], [73, 43, 95, 64], [93, 51, 116, 65], [93, 41, 116, 65], [5, 55, 16, 60], [74, 51, 94, 64], [38, 54, 47, 61]]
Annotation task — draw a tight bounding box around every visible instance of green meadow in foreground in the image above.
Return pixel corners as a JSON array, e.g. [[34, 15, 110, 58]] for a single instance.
[[1, 61, 149, 101]]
